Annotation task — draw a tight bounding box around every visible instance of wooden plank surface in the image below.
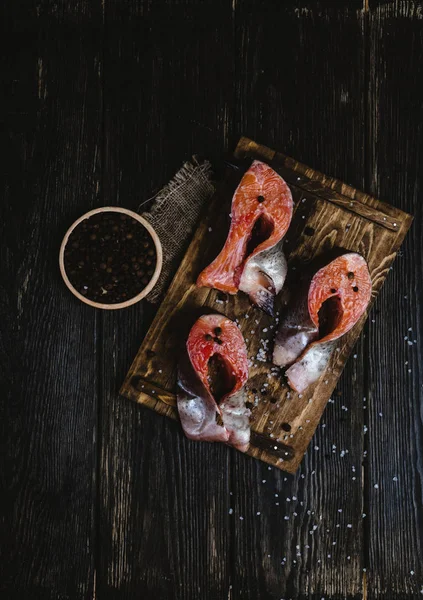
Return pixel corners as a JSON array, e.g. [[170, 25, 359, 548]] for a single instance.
[[365, 4, 423, 598], [2, 1, 423, 599], [0, 1, 102, 598], [97, 1, 233, 598], [229, 5, 370, 598]]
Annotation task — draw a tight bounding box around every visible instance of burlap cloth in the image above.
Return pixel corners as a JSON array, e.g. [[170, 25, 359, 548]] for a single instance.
[[140, 157, 215, 303]]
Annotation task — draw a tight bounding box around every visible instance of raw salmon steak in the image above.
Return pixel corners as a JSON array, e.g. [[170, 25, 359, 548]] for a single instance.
[[177, 314, 250, 451], [273, 253, 372, 393], [197, 160, 293, 315]]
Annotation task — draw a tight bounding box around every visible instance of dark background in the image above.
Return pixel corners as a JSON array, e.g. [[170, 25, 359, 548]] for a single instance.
[[1, 1, 422, 599]]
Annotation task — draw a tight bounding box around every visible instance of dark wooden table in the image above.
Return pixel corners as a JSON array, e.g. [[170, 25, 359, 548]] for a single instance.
[[2, 1, 422, 599]]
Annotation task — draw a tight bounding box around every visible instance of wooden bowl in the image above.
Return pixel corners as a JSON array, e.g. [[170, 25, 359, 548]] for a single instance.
[[59, 206, 163, 310]]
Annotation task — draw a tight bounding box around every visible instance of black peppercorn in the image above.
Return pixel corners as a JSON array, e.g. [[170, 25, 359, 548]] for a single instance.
[[64, 211, 157, 304]]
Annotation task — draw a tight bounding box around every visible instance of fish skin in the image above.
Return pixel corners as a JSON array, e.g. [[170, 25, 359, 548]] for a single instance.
[[238, 240, 288, 316], [177, 353, 229, 444], [220, 389, 251, 452], [273, 253, 372, 392], [273, 285, 319, 367], [197, 160, 293, 309], [177, 314, 250, 451], [285, 341, 335, 393]]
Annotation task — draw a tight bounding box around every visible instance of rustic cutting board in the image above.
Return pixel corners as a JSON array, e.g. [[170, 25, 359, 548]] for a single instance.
[[120, 137, 412, 473]]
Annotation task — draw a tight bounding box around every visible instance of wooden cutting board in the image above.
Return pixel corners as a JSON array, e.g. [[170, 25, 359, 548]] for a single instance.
[[120, 137, 412, 473]]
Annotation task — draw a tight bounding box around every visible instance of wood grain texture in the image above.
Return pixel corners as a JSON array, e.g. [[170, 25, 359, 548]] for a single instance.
[[229, 6, 370, 598], [365, 4, 423, 598], [1, 1, 102, 598], [97, 1, 233, 598], [2, 1, 423, 599]]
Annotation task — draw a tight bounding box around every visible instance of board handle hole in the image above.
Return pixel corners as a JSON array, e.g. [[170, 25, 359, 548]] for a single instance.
[[281, 422, 291, 432]]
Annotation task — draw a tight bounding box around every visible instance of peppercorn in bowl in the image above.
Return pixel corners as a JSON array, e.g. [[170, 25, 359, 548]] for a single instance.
[[59, 207, 163, 309]]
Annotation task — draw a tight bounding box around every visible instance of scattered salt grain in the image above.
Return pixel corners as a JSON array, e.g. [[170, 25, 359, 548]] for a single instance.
[[229, 508, 233, 514]]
